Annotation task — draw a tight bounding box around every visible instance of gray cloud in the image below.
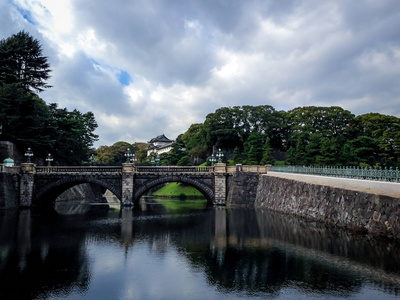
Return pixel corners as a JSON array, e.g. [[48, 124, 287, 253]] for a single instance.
[[1, 0, 400, 147]]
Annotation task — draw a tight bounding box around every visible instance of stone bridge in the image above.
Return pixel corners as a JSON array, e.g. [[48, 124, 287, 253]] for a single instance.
[[2, 163, 269, 208]]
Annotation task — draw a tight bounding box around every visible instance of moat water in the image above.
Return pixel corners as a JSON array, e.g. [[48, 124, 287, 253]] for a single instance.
[[1, 198, 400, 299]]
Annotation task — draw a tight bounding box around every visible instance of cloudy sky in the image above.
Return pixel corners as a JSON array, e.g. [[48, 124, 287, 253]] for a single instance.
[[1, 0, 400, 147]]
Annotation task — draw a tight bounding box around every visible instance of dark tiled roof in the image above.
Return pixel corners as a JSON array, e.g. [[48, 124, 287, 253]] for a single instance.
[[148, 134, 173, 143]]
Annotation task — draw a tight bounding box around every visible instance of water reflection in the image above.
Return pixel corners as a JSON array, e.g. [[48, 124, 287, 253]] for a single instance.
[[0, 203, 399, 299]]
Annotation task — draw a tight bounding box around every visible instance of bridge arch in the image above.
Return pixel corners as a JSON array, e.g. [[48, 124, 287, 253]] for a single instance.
[[133, 175, 214, 205], [33, 176, 122, 207]]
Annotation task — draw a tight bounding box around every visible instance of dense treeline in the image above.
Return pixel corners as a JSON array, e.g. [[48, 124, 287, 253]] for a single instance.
[[181, 105, 400, 167], [0, 31, 98, 165], [98, 105, 400, 168]]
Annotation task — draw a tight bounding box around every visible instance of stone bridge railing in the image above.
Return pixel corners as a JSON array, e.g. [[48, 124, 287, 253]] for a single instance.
[[135, 166, 213, 173], [35, 166, 123, 174], [1, 164, 270, 175]]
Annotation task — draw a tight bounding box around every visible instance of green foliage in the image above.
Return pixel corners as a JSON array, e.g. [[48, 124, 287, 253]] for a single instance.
[[159, 142, 188, 165], [260, 137, 275, 165], [233, 146, 242, 164], [315, 137, 340, 166], [243, 131, 264, 163], [0, 31, 51, 92], [177, 155, 192, 166], [48, 104, 98, 165], [95, 141, 145, 165], [287, 106, 355, 143], [178, 104, 400, 168], [245, 146, 258, 165], [0, 31, 98, 165]]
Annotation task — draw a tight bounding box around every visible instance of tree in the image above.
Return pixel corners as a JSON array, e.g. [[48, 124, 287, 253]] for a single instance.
[[0, 83, 57, 158], [340, 141, 358, 166], [315, 137, 340, 166], [354, 113, 400, 166], [260, 137, 275, 165], [177, 156, 192, 166], [204, 106, 242, 149], [286, 136, 306, 165], [0, 31, 51, 93], [95, 145, 115, 165], [163, 142, 187, 165], [0, 32, 98, 165], [233, 147, 242, 165], [243, 131, 264, 163], [244, 146, 259, 165], [132, 142, 149, 163], [287, 106, 354, 144], [182, 123, 208, 161], [349, 136, 377, 166], [304, 133, 321, 165], [49, 104, 98, 165]]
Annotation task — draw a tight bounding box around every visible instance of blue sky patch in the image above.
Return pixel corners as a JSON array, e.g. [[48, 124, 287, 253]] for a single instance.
[[16, 7, 35, 25], [117, 70, 131, 86]]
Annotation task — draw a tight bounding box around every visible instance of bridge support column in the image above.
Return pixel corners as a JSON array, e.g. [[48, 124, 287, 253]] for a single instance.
[[19, 163, 36, 207], [214, 163, 227, 205], [122, 163, 135, 206]]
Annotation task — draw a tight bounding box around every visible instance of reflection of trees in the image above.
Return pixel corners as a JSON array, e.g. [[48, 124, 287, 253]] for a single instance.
[[113, 207, 400, 296], [199, 245, 364, 296], [3, 205, 399, 299], [0, 210, 90, 299], [173, 209, 400, 296]]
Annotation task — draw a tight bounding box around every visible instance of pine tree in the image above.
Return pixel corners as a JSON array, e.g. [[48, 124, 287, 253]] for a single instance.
[[233, 146, 242, 164], [0, 31, 51, 93], [260, 137, 275, 165], [245, 146, 258, 165]]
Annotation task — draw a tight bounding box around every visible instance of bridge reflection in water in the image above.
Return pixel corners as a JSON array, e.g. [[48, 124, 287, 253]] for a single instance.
[[0, 205, 399, 299]]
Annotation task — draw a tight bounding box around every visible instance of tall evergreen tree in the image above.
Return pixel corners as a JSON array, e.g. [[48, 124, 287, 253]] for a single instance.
[[244, 146, 258, 165], [243, 131, 264, 163], [0, 31, 51, 93], [260, 137, 275, 165], [233, 146, 242, 165]]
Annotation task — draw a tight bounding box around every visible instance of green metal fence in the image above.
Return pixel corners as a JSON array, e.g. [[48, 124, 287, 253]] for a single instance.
[[269, 165, 400, 183]]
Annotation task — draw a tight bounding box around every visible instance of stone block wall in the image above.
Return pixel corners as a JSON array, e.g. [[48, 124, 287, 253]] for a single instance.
[[255, 175, 400, 239], [0, 173, 19, 208], [227, 172, 260, 207]]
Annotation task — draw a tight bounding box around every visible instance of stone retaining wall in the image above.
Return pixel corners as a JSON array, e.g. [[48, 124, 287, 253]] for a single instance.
[[0, 173, 19, 209], [255, 175, 400, 239], [227, 172, 260, 207]]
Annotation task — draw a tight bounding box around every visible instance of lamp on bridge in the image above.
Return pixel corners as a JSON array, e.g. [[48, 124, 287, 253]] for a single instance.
[[155, 154, 160, 166], [46, 153, 53, 166], [130, 152, 137, 165], [24, 147, 33, 163], [217, 148, 224, 163], [124, 148, 133, 163], [151, 156, 155, 166], [209, 153, 216, 166]]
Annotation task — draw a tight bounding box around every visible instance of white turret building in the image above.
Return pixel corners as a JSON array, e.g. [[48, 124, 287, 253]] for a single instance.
[[146, 134, 175, 156]]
